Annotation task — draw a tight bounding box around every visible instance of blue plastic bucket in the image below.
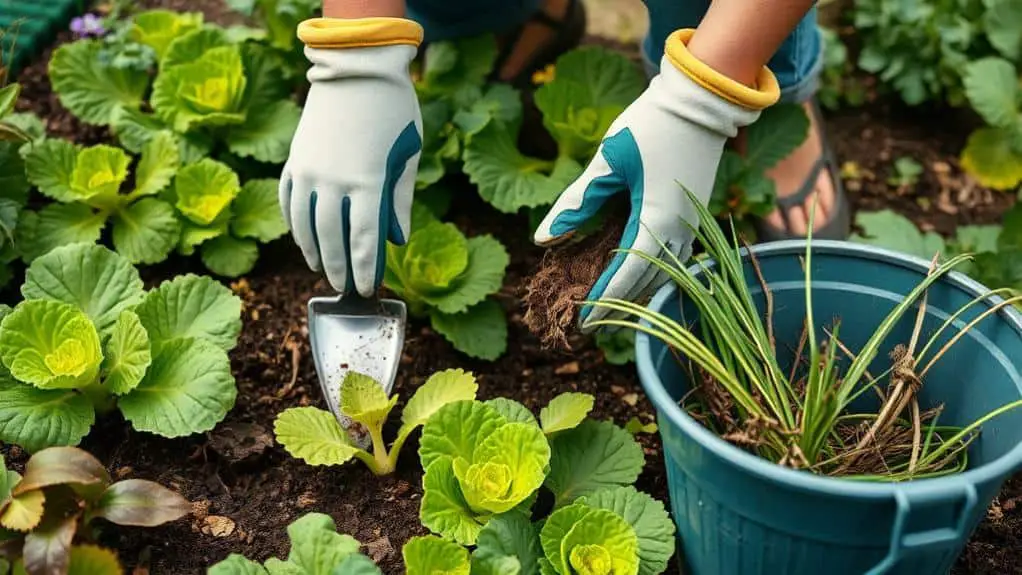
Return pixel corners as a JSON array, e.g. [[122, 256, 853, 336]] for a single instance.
[[635, 240, 1022, 575]]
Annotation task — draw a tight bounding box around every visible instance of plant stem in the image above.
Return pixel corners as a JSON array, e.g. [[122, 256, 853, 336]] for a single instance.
[[80, 383, 115, 414], [367, 425, 394, 475]]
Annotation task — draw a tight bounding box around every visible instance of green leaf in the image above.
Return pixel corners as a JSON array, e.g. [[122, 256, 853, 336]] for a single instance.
[[231, 179, 289, 242], [226, 100, 302, 164], [332, 554, 382, 575], [389, 222, 469, 296], [179, 211, 231, 256], [70, 145, 130, 204], [973, 248, 1022, 291], [963, 58, 1020, 128], [545, 420, 645, 507], [473, 514, 542, 575], [174, 159, 242, 225], [950, 225, 1001, 255], [208, 555, 269, 575], [0, 376, 94, 452], [464, 122, 583, 213], [0, 84, 18, 117], [267, 513, 361, 573], [130, 10, 204, 59], [6, 113, 46, 143], [17, 204, 106, 262], [0, 300, 103, 390], [201, 235, 260, 277], [419, 35, 498, 97], [135, 273, 243, 350], [0, 488, 45, 531], [274, 406, 360, 466], [22, 243, 145, 336], [745, 103, 811, 171], [595, 330, 636, 365], [453, 422, 550, 514], [624, 418, 657, 436], [66, 546, 123, 575], [960, 127, 1022, 190], [540, 393, 594, 435], [102, 311, 152, 395], [25, 139, 80, 202], [985, 0, 1022, 59], [0, 142, 28, 205], [541, 504, 639, 575], [430, 299, 508, 360], [850, 210, 948, 259], [94, 478, 190, 526], [579, 487, 675, 575], [400, 368, 479, 430], [420, 458, 486, 545], [161, 27, 231, 69], [49, 40, 149, 126], [152, 46, 248, 132], [419, 400, 506, 469], [1000, 203, 1022, 251], [403, 535, 470, 575], [422, 235, 508, 315], [483, 398, 537, 426], [112, 198, 181, 265], [134, 132, 181, 197], [453, 84, 523, 140], [339, 372, 398, 431], [118, 337, 236, 437]]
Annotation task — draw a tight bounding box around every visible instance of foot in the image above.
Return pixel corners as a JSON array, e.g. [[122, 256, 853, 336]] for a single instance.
[[758, 100, 838, 236], [495, 0, 573, 82]]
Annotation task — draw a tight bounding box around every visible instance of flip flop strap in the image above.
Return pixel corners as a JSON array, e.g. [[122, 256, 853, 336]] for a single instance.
[[493, 0, 579, 74]]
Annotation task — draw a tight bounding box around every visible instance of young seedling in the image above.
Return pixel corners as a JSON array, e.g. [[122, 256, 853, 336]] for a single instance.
[[0, 447, 190, 575], [274, 369, 479, 475]]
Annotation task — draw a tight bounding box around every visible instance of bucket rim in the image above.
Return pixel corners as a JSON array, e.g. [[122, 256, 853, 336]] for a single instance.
[[635, 238, 1022, 498]]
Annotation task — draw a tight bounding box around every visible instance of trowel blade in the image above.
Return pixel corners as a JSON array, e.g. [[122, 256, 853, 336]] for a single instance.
[[307, 295, 406, 446]]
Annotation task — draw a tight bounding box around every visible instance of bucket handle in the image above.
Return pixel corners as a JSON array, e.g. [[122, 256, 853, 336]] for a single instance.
[[865, 483, 979, 574]]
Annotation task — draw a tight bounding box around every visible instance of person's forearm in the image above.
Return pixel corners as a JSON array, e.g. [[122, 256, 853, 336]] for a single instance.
[[687, 0, 815, 88], [323, 0, 405, 18]]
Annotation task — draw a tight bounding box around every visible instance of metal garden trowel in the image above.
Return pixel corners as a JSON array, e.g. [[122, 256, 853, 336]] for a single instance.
[[307, 294, 407, 448]]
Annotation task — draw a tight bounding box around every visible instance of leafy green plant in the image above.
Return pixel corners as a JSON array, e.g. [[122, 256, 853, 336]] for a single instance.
[[384, 204, 510, 360], [959, 57, 1022, 189], [275, 369, 479, 476], [887, 156, 924, 189], [0, 447, 190, 575], [818, 27, 867, 111], [0, 83, 39, 288], [49, 11, 300, 167], [225, 0, 319, 81], [0, 243, 241, 452], [595, 330, 636, 366]]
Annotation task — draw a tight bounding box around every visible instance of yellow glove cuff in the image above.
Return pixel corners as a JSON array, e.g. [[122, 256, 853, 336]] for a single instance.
[[665, 29, 780, 110], [298, 17, 424, 49]]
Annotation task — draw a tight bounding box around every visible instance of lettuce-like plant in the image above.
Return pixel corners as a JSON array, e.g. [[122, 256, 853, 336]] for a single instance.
[[22, 133, 181, 263], [384, 204, 510, 360], [538, 503, 640, 575], [959, 57, 1022, 190], [0, 447, 190, 575], [0, 243, 241, 452], [275, 369, 478, 476], [225, 0, 320, 81]]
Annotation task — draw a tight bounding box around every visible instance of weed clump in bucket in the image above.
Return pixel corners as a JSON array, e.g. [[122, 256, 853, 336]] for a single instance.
[[589, 189, 1022, 480]]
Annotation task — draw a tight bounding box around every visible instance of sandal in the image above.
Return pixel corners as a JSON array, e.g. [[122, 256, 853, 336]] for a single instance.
[[489, 0, 587, 88], [754, 99, 851, 242]]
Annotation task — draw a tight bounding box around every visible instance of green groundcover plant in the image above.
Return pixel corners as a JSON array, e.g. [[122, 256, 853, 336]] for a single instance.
[[21, 133, 288, 276], [0, 447, 190, 575], [0, 243, 242, 452], [959, 57, 1022, 189], [49, 9, 301, 167]]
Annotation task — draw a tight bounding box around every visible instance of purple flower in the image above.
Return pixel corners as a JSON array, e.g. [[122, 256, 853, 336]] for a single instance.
[[70, 13, 105, 38]]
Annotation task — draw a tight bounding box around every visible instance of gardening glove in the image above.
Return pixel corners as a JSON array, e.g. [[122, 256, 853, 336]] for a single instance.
[[533, 29, 781, 332], [280, 18, 424, 297]]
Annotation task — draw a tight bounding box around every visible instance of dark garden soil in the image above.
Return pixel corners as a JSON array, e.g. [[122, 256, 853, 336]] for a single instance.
[[5, 1, 1022, 573]]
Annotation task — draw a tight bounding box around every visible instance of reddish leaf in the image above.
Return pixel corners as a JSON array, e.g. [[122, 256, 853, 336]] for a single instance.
[[22, 514, 77, 575], [94, 480, 190, 527], [14, 448, 111, 502]]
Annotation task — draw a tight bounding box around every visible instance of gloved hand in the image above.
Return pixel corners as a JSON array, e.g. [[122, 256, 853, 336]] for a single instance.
[[280, 18, 424, 297], [533, 29, 781, 332]]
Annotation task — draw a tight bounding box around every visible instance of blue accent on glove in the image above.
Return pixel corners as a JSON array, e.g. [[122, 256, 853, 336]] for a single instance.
[[377, 121, 422, 286]]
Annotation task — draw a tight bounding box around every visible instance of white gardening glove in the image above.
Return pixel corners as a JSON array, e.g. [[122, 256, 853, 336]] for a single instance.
[[280, 18, 424, 297], [533, 29, 781, 332]]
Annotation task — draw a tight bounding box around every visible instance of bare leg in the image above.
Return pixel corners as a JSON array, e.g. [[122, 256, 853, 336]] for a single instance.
[[324, 0, 406, 18]]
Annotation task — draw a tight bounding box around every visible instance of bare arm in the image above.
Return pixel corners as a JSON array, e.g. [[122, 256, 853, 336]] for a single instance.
[[323, 0, 406, 18], [687, 0, 815, 87]]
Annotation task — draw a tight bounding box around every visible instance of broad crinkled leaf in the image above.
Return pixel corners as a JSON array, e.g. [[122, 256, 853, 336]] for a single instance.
[[963, 58, 1020, 129], [430, 299, 508, 361], [238, 43, 291, 110], [70, 145, 130, 205], [152, 46, 248, 132], [484, 398, 537, 426], [0, 300, 103, 390], [850, 210, 948, 259], [545, 420, 645, 507], [161, 27, 230, 69], [419, 400, 506, 470], [134, 131, 180, 197], [473, 514, 542, 575], [402, 536, 470, 575], [179, 212, 231, 256], [231, 179, 289, 242], [6, 113, 46, 144], [49, 40, 149, 126], [541, 504, 639, 575], [953, 225, 1002, 255], [269, 513, 361, 573], [66, 546, 123, 575], [453, 84, 523, 140], [225, 100, 302, 164], [744, 103, 811, 171], [274, 406, 360, 466], [453, 422, 549, 514], [540, 393, 594, 435], [25, 139, 80, 202], [421, 235, 508, 315], [0, 376, 95, 452], [393, 222, 469, 296], [135, 273, 243, 351], [985, 0, 1022, 59], [420, 458, 487, 545], [174, 159, 241, 225], [130, 10, 204, 59], [201, 235, 260, 278], [16, 204, 106, 262], [339, 372, 398, 431], [0, 489, 45, 531], [960, 127, 1022, 190], [112, 198, 182, 265], [209, 555, 269, 575], [102, 311, 152, 395], [118, 338, 236, 437], [580, 487, 675, 575], [401, 369, 479, 430], [22, 243, 145, 336], [419, 35, 497, 98], [333, 554, 383, 575]]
